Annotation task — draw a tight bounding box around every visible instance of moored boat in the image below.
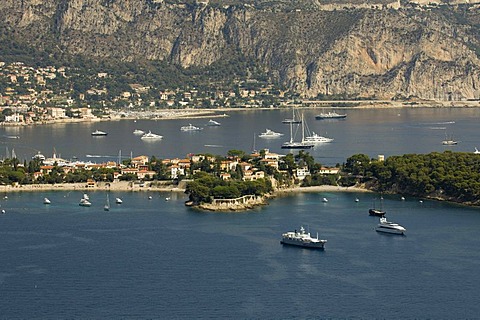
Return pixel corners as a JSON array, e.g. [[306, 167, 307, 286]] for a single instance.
[[315, 112, 347, 120], [282, 109, 302, 124], [79, 198, 92, 207], [258, 129, 284, 139], [281, 113, 314, 149], [115, 197, 123, 204], [181, 124, 203, 131], [91, 130, 108, 136], [43, 197, 51, 204], [369, 197, 386, 216], [141, 131, 163, 140], [375, 217, 406, 235], [303, 132, 334, 143], [280, 226, 327, 249], [133, 129, 145, 135]]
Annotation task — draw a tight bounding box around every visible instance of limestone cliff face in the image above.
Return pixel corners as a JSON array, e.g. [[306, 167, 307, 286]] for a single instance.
[[1, 0, 480, 100]]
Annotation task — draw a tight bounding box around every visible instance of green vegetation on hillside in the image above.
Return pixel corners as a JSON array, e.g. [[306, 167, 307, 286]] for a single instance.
[[343, 151, 480, 204]]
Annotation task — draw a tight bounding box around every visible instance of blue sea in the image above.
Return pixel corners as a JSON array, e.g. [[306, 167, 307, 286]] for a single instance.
[[1, 108, 480, 318]]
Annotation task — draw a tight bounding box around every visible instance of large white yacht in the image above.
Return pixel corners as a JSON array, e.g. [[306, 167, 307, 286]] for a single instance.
[[315, 111, 347, 120], [375, 217, 406, 235], [280, 226, 327, 249], [141, 131, 163, 140], [303, 132, 334, 143], [258, 129, 284, 139]]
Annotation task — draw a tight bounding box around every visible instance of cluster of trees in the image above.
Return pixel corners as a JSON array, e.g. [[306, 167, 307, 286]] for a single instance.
[[343, 151, 480, 204], [185, 171, 273, 205], [0, 156, 172, 185]]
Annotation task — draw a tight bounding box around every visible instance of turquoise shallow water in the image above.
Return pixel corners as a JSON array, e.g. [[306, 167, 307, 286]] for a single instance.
[[1, 191, 480, 319]]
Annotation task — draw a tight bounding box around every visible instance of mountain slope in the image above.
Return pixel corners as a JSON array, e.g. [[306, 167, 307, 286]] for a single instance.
[[1, 0, 480, 100]]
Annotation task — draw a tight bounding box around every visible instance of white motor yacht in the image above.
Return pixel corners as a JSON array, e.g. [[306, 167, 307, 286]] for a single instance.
[[91, 129, 108, 136], [181, 124, 203, 131], [133, 129, 145, 135], [280, 226, 327, 249], [258, 129, 284, 139], [375, 217, 406, 235], [304, 132, 334, 143], [141, 131, 163, 140]]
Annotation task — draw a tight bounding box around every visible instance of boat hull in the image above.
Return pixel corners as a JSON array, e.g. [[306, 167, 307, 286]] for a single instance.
[[281, 144, 314, 149], [375, 227, 405, 235], [280, 239, 326, 249], [369, 209, 386, 216]]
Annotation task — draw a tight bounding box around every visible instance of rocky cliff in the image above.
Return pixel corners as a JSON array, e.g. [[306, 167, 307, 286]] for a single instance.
[[1, 0, 480, 100]]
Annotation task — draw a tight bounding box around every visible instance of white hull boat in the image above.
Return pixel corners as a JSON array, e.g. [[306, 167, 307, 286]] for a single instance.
[[375, 217, 406, 235], [280, 226, 327, 249], [141, 131, 163, 140]]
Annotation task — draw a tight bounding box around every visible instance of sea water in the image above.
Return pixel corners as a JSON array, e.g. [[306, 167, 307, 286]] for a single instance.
[[2, 107, 480, 166], [1, 108, 480, 318], [1, 191, 480, 318]]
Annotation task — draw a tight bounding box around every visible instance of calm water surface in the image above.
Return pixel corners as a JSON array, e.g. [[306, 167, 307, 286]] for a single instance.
[[1, 108, 480, 318], [1, 192, 480, 318], [2, 107, 480, 165]]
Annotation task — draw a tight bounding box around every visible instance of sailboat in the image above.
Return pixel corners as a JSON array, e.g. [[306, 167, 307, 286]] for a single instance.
[[282, 109, 302, 124], [369, 197, 386, 216], [442, 130, 458, 145], [281, 113, 314, 149], [104, 194, 110, 211]]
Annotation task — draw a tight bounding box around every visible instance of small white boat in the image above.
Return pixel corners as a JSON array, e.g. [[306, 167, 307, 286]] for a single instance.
[[91, 129, 108, 136], [258, 129, 284, 139], [442, 131, 458, 145], [206, 119, 221, 126], [79, 198, 92, 207], [181, 124, 203, 131], [355, 198, 360, 202], [322, 197, 328, 203], [165, 197, 171, 201], [280, 226, 327, 249], [43, 197, 51, 204], [375, 217, 406, 235], [442, 139, 458, 145], [133, 129, 145, 135], [115, 197, 123, 204], [474, 147, 480, 154], [141, 131, 163, 140]]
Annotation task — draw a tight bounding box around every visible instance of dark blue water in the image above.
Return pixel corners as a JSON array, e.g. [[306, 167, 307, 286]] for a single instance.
[[1, 191, 480, 319], [2, 107, 480, 166], [1, 108, 480, 318]]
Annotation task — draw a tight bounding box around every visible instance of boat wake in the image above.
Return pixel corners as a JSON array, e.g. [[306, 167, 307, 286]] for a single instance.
[[204, 144, 223, 148], [86, 154, 111, 158]]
